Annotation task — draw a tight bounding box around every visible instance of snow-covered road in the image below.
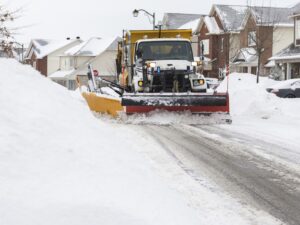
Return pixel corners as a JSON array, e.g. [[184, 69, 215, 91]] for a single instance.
[[131, 123, 300, 225], [2, 59, 300, 224]]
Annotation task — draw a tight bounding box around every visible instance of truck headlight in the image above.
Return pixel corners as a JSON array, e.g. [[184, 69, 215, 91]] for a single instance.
[[191, 62, 197, 66], [193, 79, 205, 86], [138, 80, 143, 87], [150, 62, 156, 68]]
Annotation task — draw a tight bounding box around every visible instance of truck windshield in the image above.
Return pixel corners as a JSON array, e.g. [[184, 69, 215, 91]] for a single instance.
[[136, 41, 194, 62]]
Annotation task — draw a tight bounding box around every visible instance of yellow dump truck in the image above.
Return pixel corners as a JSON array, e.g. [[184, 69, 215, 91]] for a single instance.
[[116, 29, 229, 115]]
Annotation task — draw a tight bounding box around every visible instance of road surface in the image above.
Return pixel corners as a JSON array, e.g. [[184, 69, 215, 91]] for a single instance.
[[139, 124, 300, 225]]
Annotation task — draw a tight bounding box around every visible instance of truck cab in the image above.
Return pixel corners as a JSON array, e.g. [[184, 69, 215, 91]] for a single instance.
[[118, 30, 207, 93], [132, 38, 207, 93]]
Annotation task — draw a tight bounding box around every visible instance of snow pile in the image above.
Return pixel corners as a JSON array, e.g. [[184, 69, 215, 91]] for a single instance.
[[217, 73, 300, 119], [117, 111, 230, 125], [0, 59, 200, 225]]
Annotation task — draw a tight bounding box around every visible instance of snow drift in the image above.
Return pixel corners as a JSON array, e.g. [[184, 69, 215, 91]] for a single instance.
[[0, 59, 200, 225], [217, 73, 300, 120]]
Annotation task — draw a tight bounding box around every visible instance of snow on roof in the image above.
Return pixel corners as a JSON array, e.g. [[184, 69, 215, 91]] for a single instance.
[[48, 69, 75, 79], [178, 18, 201, 33], [30, 39, 78, 59], [204, 16, 223, 34], [213, 5, 248, 31], [162, 13, 203, 29], [264, 60, 275, 68], [291, 2, 300, 14], [270, 43, 300, 61], [250, 6, 293, 26], [233, 48, 257, 63], [65, 37, 119, 56]]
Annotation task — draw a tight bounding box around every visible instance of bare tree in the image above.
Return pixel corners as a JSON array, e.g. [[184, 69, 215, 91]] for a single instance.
[[0, 4, 19, 57], [246, 5, 282, 83]]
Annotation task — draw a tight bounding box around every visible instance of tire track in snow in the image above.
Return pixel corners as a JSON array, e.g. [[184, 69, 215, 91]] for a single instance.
[[142, 124, 300, 225]]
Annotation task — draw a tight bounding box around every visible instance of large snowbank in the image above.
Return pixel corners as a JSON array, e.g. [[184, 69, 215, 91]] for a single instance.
[[0, 59, 200, 225], [217, 73, 300, 119], [217, 73, 300, 155]]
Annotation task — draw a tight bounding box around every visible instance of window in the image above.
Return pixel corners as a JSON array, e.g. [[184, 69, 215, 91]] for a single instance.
[[295, 17, 300, 46], [69, 58, 74, 67], [251, 66, 257, 75], [137, 41, 194, 61], [248, 31, 256, 47], [68, 80, 76, 90], [202, 39, 209, 55]]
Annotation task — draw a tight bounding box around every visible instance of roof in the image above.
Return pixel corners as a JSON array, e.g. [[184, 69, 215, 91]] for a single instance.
[[233, 48, 258, 64], [249, 6, 293, 26], [26, 39, 79, 59], [178, 18, 201, 33], [212, 5, 248, 31], [291, 2, 300, 14], [203, 16, 223, 34], [48, 69, 75, 79], [65, 37, 119, 56], [270, 43, 300, 61], [162, 13, 203, 29], [212, 4, 293, 32], [265, 60, 275, 67]]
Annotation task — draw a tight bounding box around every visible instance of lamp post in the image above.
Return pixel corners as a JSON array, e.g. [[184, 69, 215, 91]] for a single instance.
[[132, 9, 156, 30]]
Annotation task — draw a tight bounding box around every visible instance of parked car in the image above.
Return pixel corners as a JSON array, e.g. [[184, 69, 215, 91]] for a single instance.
[[266, 79, 300, 98]]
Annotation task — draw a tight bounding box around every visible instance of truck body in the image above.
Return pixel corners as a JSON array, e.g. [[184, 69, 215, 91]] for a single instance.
[[115, 29, 230, 115]]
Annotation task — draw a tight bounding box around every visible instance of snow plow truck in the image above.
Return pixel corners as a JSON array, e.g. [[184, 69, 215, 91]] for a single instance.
[[80, 29, 230, 120]]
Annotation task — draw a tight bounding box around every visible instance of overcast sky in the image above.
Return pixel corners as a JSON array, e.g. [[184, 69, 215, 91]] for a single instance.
[[5, 0, 300, 44]]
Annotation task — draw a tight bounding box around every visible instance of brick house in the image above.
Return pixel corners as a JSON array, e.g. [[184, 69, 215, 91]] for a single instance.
[[195, 5, 248, 78], [233, 6, 293, 76], [195, 4, 295, 78], [24, 38, 82, 77]]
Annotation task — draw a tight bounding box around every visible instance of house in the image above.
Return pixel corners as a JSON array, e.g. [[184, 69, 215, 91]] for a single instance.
[[24, 38, 82, 77], [270, 4, 300, 80], [195, 4, 295, 78], [48, 37, 120, 90], [233, 6, 294, 75], [195, 4, 248, 78]]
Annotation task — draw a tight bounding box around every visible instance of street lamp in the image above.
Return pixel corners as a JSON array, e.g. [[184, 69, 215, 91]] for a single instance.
[[132, 9, 156, 30]]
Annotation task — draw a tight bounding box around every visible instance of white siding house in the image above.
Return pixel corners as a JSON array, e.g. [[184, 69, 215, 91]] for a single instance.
[[49, 37, 120, 90]]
